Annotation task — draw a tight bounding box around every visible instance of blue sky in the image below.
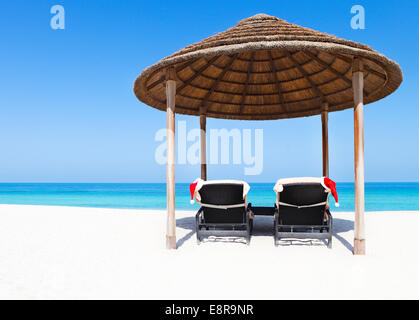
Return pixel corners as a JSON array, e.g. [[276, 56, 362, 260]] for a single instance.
[[0, 0, 418, 182]]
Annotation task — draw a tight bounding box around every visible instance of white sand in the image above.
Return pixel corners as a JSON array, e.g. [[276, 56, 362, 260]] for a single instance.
[[0, 204, 418, 299]]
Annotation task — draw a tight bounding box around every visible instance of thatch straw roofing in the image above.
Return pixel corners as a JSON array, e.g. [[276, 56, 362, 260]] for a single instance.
[[134, 14, 402, 120]]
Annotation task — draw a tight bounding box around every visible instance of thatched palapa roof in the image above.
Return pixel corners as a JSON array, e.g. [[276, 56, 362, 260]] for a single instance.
[[134, 14, 402, 120]]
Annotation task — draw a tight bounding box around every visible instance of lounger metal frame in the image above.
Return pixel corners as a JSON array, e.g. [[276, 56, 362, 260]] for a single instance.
[[274, 207, 333, 248], [195, 204, 253, 245]]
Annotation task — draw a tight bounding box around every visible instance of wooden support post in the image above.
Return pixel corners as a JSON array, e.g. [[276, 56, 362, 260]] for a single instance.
[[352, 59, 366, 255], [166, 68, 177, 250], [200, 114, 207, 181], [321, 103, 329, 177]]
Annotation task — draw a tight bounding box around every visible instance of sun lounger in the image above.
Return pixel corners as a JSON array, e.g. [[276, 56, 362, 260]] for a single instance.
[[190, 179, 253, 245], [273, 177, 339, 248]]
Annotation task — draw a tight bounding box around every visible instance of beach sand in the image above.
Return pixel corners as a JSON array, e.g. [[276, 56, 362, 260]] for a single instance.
[[0, 204, 418, 299]]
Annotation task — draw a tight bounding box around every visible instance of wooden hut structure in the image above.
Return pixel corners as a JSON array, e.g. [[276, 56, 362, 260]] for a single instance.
[[133, 14, 403, 254]]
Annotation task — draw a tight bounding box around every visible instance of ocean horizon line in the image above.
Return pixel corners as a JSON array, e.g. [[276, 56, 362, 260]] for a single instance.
[[0, 182, 418, 212], [1, 181, 419, 184]]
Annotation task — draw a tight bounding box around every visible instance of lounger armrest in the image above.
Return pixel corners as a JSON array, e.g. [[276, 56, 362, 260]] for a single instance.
[[326, 208, 332, 218], [246, 202, 252, 214], [246, 203, 251, 224], [274, 205, 279, 221], [195, 207, 204, 224], [325, 208, 333, 225]]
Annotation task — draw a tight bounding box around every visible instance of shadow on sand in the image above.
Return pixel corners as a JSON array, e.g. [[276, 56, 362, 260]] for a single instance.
[[176, 216, 248, 247], [176, 215, 354, 252]]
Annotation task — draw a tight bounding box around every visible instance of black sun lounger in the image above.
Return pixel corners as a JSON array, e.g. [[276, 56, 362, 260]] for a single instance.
[[191, 181, 253, 245], [273, 178, 335, 248]]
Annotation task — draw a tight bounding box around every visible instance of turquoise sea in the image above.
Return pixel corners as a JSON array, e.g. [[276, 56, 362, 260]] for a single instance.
[[0, 183, 418, 211]]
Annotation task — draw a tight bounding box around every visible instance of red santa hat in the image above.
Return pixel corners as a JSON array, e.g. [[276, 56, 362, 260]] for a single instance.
[[189, 181, 198, 204], [323, 177, 339, 207]]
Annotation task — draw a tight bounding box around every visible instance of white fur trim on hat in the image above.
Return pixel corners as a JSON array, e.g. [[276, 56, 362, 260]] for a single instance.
[[192, 179, 250, 203], [273, 177, 330, 193]]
